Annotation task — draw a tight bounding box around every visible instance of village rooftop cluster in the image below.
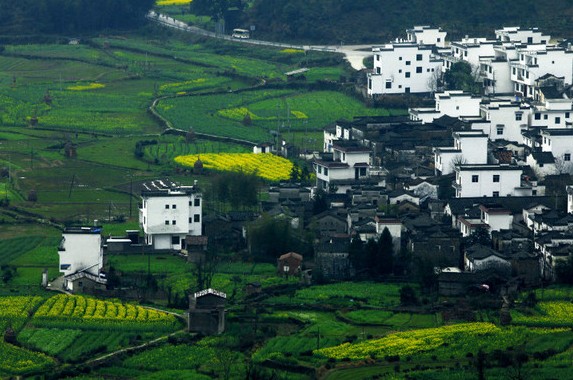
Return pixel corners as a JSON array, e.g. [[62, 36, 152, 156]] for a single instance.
[[55, 25, 573, 308]]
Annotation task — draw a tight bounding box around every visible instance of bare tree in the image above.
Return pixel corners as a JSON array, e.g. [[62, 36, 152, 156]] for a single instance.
[[449, 154, 468, 173], [426, 67, 442, 95], [554, 155, 573, 175]]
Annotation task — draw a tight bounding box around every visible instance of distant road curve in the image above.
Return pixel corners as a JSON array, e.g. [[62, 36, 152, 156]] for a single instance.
[[146, 11, 372, 70]]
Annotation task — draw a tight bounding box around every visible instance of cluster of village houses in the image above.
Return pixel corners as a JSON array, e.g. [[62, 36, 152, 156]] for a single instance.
[[55, 25, 573, 299]]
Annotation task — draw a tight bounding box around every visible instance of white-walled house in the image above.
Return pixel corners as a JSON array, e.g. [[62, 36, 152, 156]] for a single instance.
[[406, 26, 447, 48], [526, 151, 558, 179], [453, 164, 528, 198], [59, 226, 103, 277], [314, 141, 371, 194], [140, 180, 202, 250], [479, 204, 513, 232], [529, 92, 573, 129], [409, 91, 481, 123], [540, 129, 573, 173], [443, 37, 496, 73], [495, 27, 550, 45], [58, 226, 106, 292], [477, 100, 530, 142], [479, 55, 514, 95], [375, 217, 402, 253], [368, 43, 442, 96], [510, 45, 573, 98], [458, 215, 487, 237], [434, 131, 488, 175]]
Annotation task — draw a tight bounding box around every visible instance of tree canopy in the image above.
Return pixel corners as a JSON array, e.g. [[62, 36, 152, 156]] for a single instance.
[[0, 0, 156, 35], [242, 0, 572, 44]]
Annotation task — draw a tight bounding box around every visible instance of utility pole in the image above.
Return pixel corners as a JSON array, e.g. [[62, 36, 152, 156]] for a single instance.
[[68, 174, 76, 199], [129, 172, 133, 219]]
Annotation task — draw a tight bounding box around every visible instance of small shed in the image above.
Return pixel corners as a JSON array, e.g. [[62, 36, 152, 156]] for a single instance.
[[63, 272, 107, 294], [277, 252, 303, 277], [188, 288, 226, 335]]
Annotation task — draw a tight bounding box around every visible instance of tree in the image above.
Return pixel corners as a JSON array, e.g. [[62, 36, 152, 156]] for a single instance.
[[554, 155, 573, 175], [312, 189, 328, 215], [289, 162, 300, 183], [443, 61, 481, 94], [212, 170, 259, 210], [242, 112, 252, 126], [247, 214, 295, 262], [465, 226, 492, 247], [426, 66, 442, 95], [555, 255, 573, 284], [449, 154, 468, 173], [348, 236, 366, 275], [399, 285, 418, 306], [376, 227, 394, 276], [194, 252, 218, 291], [27, 190, 37, 202]]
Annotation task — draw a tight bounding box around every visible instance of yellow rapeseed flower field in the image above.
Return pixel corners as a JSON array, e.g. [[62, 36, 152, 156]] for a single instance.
[[157, 0, 192, 5], [175, 153, 293, 181], [67, 83, 106, 91]]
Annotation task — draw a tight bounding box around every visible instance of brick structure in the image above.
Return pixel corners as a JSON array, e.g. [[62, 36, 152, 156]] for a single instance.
[[188, 288, 226, 335]]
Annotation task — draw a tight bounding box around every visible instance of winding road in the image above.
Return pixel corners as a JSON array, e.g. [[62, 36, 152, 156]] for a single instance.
[[146, 11, 373, 70]]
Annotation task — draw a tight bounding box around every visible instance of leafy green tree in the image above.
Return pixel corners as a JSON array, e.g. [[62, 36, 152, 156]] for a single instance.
[[247, 214, 295, 262], [289, 162, 300, 183], [399, 285, 418, 306], [190, 0, 246, 21], [348, 236, 366, 274], [443, 61, 481, 94], [212, 170, 259, 210], [312, 189, 328, 215], [376, 227, 394, 275], [555, 255, 573, 284], [464, 226, 492, 247]]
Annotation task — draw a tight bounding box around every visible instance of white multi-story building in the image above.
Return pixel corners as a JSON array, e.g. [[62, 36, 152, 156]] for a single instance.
[[540, 129, 573, 172], [139, 180, 202, 250], [526, 151, 558, 179], [409, 90, 481, 123], [434, 131, 488, 175], [406, 25, 447, 48], [58, 226, 106, 292], [314, 141, 371, 194], [479, 52, 514, 95], [368, 43, 442, 95], [443, 37, 496, 72], [58, 226, 104, 277], [495, 27, 550, 45], [453, 164, 529, 198], [477, 99, 530, 142], [530, 88, 573, 129], [510, 45, 573, 98]]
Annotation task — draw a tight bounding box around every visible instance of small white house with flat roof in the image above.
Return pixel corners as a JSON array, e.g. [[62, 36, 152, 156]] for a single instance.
[[314, 141, 371, 194], [434, 131, 488, 175], [453, 164, 527, 198], [368, 43, 442, 96], [477, 100, 530, 142], [540, 129, 573, 172], [140, 180, 202, 250], [495, 27, 550, 45], [58, 226, 106, 292], [409, 91, 481, 123], [406, 26, 447, 48]]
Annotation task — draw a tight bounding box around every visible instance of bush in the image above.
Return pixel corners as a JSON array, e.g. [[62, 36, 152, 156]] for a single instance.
[[399, 285, 418, 306]]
